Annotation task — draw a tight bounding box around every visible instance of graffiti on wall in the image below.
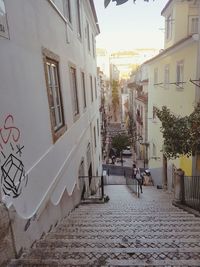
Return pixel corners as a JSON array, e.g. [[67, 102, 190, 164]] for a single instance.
[[0, 115, 28, 199]]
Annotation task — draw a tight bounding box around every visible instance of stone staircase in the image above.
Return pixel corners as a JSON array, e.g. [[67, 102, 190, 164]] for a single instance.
[[9, 183, 200, 266]]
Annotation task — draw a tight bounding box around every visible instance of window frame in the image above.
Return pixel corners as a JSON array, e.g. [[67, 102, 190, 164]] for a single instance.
[[176, 60, 184, 89], [97, 118, 99, 137], [81, 71, 87, 109], [42, 48, 66, 143], [92, 34, 95, 58], [90, 75, 94, 102], [189, 16, 199, 34], [152, 106, 157, 122], [93, 126, 97, 148], [69, 64, 80, 119], [166, 14, 172, 40], [153, 143, 157, 157], [76, 0, 82, 39], [154, 67, 158, 85], [86, 21, 90, 52], [94, 77, 97, 99], [63, 0, 72, 24], [164, 64, 170, 89]]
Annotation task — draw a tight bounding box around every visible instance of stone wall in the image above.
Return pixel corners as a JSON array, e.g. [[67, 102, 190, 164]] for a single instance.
[[0, 203, 15, 267]]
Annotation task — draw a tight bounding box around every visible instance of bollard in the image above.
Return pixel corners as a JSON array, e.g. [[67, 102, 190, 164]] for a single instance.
[[174, 168, 185, 204]]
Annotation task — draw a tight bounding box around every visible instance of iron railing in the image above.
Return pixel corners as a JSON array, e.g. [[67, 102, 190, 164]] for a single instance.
[[79, 175, 104, 201], [183, 176, 200, 211], [102, 164, 140, 198], [125, 175, 140, 198]]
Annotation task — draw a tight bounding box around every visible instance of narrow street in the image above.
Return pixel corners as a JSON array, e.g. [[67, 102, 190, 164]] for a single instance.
[[10, 178, 200, 266]]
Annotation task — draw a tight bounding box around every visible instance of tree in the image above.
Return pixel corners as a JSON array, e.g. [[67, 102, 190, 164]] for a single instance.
[[111, 80, 120, 122], [112, 134, 130, 164], [104, 0, 154, 8], [155, 104, 200, 159]]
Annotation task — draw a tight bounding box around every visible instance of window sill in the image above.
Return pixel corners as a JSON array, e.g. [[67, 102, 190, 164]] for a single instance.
[[53, 125, 67, 143], [73, 113, 80, 123]]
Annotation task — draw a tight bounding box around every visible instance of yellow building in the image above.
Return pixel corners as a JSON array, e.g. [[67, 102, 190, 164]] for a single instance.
[[146, 0, 199, 190]]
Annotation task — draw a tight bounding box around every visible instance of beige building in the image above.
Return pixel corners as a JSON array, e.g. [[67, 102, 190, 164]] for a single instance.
[[146, 0, 199, 189]]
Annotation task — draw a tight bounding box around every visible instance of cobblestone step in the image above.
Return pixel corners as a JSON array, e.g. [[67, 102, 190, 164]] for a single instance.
[[55, 226, 200, 235], [9, 258, 200, 266], [67, 215, 198, 222], [59, 221, 200, 229], [9, 249, 200, 266], [70, 211, 193, 216], [36, 238, 200, 249], [48, 232, 200, 240], [8, 185, 200, 266]]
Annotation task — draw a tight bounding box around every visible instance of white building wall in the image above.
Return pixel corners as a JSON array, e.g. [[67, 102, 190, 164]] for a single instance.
[[0, 0, 101, 254]]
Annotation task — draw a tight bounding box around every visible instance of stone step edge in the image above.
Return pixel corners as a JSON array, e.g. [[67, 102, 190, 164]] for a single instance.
[[57, 220, 200, 229], [48, 230, 200, 238], [35, 237, 200, 246], [29, 246, 200, 254], [8, 258, 200, 267], [55, 225, 200, 232], [67, 213, 195, 218]]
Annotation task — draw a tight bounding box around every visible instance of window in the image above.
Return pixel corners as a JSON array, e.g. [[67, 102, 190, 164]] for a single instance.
[[154, 68, 158, 85], [164, 65, 169, 89], [176, 60, 184, 88], [86, 21, 90, 51], [94, 77, 97, 99], [92, 34, 95, 57], [70, 66, 79, 116], [94, 126, 97, 148], [76, 0, 81, 38], [43, 49, 65, 142], [63, 0, 71, 23], [153, 106, 157, 121], [190, 17, 198, 34], [90, 75, 93, 102], [81, 72, 87, 108], [0, 0, 9, 38], [97, 119, 99, 137], [153, 143, 157, 157], [166, 15, 172, 40]]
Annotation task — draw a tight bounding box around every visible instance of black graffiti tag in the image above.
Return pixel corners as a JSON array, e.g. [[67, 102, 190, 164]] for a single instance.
[[1, 154, 28, 198]]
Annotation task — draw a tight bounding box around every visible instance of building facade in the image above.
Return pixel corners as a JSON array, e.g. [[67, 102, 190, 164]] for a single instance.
[[0, 0, 101, 264], [146, 0, 199, 189]]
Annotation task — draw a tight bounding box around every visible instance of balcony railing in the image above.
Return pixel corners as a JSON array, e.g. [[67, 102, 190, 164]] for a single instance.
[[184, 176, 200, 211]]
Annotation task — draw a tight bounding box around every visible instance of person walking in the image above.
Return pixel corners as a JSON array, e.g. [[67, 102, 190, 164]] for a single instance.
[[132, 163, 143, 193]]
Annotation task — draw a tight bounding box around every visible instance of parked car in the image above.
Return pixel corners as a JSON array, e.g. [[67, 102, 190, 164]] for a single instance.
[[122, 147, 132, 156]]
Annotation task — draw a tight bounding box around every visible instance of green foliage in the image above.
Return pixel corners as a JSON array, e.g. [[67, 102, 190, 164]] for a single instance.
[[155, 105, 200, 159], [112, 134, 130, 154]]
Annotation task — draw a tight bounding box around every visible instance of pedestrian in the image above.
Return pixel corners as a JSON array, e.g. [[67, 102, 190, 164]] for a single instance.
[[132, 163, 143, 193]]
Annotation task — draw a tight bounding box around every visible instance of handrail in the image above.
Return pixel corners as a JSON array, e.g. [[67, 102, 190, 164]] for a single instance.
[[125, 175, 140, 198], [183, 176, 200, 211]]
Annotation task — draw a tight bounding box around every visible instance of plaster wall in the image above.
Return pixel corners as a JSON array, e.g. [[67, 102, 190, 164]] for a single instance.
[[0, 0, 101, 255], [148, 40, 198, 184]]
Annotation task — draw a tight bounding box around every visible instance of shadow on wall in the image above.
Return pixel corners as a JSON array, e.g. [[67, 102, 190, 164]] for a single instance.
[[150, 168, 163, 187]]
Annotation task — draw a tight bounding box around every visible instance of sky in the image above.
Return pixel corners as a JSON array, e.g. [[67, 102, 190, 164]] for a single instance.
[[93, 0, 168, 52]]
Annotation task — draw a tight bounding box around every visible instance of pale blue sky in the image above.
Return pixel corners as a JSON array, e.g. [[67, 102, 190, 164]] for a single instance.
[[94, 0, 168, 52]]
